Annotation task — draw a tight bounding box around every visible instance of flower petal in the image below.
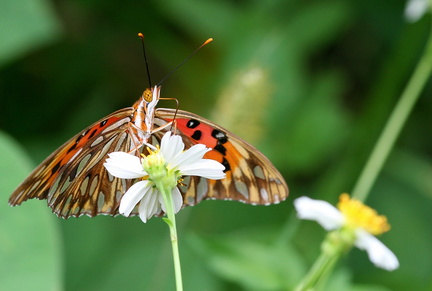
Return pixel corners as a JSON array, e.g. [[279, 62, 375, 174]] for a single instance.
[[104, 152, 146, 179], [355, 229, 399, 271], [138, 187, 159, 223], [179, 159, 226, 179], [294, 196, 344, 230], [405, 0, 428, 22], [159, 187, 183, 214], [119, 180, 150, 216], [171, 187, 183, 213], [170, 144, 209, 169], [160, 132, 184, 162]]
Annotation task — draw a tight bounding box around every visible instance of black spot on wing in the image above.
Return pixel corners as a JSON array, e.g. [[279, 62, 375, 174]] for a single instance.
[[52, 161, 61, 174], [214, 142, 226, 155], [221, 158, 230, 173], [187, 119, 200, 129], [68, 166, 78, 182], [191, 130, 202, 140], [66, 143, 76, 154], [88, 129, 98, 139], [211, 129, 228, 144], [76, 133, 84, 144]]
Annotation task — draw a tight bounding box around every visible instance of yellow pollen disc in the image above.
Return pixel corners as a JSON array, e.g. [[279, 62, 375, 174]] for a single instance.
[[337, 193, 390, 235]]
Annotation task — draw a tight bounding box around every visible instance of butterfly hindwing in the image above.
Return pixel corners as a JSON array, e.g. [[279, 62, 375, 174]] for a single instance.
[[9, 108, 136, 218], [155, 108, 289, 206]]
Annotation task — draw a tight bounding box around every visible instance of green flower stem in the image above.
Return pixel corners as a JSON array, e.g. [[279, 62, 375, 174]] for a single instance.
[[352, 22, 432, 202], [156, 180, 183, 291], [295, 230, 352, 291], [294, 250, 337, 291]]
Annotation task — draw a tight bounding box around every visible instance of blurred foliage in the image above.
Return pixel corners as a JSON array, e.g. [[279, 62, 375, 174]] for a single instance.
[[0, 131, 62, 291], [1, 0, 432, 290]]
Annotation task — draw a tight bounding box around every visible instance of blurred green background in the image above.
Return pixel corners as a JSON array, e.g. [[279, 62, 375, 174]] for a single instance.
[[1, 0, 431, 290]]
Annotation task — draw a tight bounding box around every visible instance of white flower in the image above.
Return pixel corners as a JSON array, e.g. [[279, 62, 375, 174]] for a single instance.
[[294, 194, 399, 271], [405, 0, 429, 22], [104, 131, 226, 223]]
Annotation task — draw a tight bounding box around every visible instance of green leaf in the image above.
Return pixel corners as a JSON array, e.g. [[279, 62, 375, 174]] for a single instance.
[[0, 131, 63, 291], [0, 0, 61, 67], [188, 229, 306, 290], [325, 268, 392, 291]]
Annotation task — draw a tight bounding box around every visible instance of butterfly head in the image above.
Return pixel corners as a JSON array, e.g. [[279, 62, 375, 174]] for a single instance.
[[142, 88, 153, 102], [141, 86, 161, 103]]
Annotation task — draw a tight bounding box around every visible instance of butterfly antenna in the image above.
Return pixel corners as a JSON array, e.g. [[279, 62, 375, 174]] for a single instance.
[[138, 33, 152, 87], [157, 38, 213, 86]]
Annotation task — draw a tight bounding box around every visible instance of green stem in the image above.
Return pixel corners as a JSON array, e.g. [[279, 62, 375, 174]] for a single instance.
[[157, 181, 183, 291], [294, 231, 346, 291], [294, 252, 334, 291], [352, 22, 432, 202]]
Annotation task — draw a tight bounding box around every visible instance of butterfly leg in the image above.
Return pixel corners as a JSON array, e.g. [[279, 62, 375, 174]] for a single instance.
[[126, 120, 174, 154], [126, 123, 147, 155], [159, 97, 179, 133], [151, 120, 174, 135]]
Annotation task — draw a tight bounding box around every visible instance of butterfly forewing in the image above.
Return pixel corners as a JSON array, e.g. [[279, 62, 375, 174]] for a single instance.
[[155, 108, 289, 206], [9, 108, 136, 218]]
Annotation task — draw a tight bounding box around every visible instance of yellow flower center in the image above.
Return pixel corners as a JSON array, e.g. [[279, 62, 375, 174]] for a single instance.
[[337, 193, 390, 235], [141, 147, 179, 190], [141, 148, 167, 180]]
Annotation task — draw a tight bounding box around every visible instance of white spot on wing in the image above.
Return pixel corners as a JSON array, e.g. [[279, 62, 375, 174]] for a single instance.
[[89, 176, 99, 195], [28, 180, 41, 194], [270, 178, 283, 185], [91, 136, 104, 147], [69, 148, 83, 163], [197, 178, 208, 201], [260, 188, 269, 202], [76, 154, 92, 177], [235, 180, 249, 199], [34, 164, 47, 177], [253, 165, 265, 180], [98, 191, 105, 210], [113, 132, 127, 152], [80, 176, 90, 196], [108, 172, 114, 182], [102, 118, 130, 134], [86, 138, 116, 170]]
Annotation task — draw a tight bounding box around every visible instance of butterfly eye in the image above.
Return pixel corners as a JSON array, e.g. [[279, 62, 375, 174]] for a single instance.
[[143, 88, 153, 102]]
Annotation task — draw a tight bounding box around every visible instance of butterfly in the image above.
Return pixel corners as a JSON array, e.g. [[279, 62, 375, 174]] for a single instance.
[[9, 85, 288, 218]]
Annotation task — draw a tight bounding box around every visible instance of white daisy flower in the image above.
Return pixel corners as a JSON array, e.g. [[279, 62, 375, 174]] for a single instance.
[[104, 131, 226, 223], [294, 194, 399, 271], [405, 0, 429, 22]]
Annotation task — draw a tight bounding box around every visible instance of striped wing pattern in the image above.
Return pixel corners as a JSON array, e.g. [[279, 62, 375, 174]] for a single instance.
[[9, 108, 136, 218]]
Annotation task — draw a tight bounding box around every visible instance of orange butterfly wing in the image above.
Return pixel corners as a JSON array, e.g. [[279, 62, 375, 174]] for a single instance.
[[155, 108, 289, 206], [9, 108, 136, 218]]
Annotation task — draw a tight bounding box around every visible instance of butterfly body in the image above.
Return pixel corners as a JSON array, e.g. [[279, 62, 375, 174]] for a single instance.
[[9, 86, 288, 218]]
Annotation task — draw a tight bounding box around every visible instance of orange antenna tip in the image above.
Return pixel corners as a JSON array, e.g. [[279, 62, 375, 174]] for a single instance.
[[156, 37, 213, 86], [138, 32, 144, 39]]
